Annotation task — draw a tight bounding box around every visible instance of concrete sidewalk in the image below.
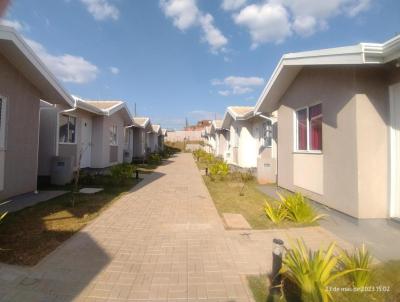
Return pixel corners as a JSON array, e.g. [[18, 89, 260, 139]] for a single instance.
[[0, 154, 350, 301]]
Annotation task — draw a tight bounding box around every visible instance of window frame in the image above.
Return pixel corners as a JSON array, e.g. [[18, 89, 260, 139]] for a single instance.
[[0, 96, 7, 150], [260, 118, 273, 148], [294, 103, 322, 154], [58, 113, 77, 145], [110, 124, 118, 146]]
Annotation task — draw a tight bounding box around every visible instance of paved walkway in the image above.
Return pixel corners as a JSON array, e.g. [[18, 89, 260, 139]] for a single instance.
[[0, 154, 350, 302]]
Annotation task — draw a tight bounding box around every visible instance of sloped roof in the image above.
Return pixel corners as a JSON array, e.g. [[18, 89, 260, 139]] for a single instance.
[[221, 106, 255, 129], [132, 117, 150, 128], [84, 100, 123, 110], [229, 106, 254, 117], [162, 129, 168, 136], [151, 124, 162, 135], [0, 25, 74, 107], [213, 120, 223, 129], [255, 34, 400, 113], [72, 96, 133, 125]]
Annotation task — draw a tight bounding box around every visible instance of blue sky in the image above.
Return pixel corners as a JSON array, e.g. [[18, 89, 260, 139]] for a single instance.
[[2, 0, 400, 129]]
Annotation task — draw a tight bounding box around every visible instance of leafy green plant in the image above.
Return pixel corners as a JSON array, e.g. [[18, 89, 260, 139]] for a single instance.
[[148, 153, 162, 165], [264, 202, 287, 224], [277, 192, 326, 224], [110, 163, 136, 185], [281, 239, 356, 302], [209, 161, 229, 181], [0, 212, 6, 224], [339, 244, 373, 288]]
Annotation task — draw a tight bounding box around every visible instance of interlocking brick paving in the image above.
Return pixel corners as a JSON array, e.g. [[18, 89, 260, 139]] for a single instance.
[[0, 153, 350, 301]]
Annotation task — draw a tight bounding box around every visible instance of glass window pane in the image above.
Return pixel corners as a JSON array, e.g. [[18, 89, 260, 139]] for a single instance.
[[59, 114, 69, 143], [309, 104, 322, 151], [297, 109, 307, 150], [68, 116, 76, 143]]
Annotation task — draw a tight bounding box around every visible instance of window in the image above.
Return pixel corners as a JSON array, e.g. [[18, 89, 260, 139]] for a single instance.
[[0, 97, 6, 149], [59, 114, 76, 143], [295, 104, 322, 152], [261, 120, 273, 148], [110, 124, 118, 145], [124, 128, 129, 145]]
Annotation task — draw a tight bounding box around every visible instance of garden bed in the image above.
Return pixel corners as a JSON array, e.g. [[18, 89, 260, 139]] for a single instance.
[[203, 176, 314, 229], [0, 176, 139, 266], [247, 260, 400, 302]]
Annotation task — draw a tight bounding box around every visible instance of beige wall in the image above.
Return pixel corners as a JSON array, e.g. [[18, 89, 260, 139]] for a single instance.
[[91, 110, 125, 168], [0, 53, 41, 200], [276, 65, 393, 218], [165, 130, 203, 142]]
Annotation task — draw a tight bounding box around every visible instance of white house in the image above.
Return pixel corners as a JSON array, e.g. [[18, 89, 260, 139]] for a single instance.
[[220, 106, 277, 181], [127, 117, 152, 160]]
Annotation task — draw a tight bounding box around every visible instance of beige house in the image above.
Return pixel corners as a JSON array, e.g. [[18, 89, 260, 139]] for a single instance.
[[0, 25, 74, 200], [255, 35, 400, 219], [39, 97, 132, 180], [149, 124, 162, 152], [126, 117, 152, 160]]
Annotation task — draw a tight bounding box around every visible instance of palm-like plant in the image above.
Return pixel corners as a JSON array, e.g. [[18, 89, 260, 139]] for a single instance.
[[281, 239, 356, 302], [339, 244, 372, 288], [264, 202, 287, 225], [277, 192, 326, 224]]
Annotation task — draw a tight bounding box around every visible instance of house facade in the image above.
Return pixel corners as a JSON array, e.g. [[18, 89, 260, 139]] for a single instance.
[[255, 35, 400, 219], [39, 97, 133, 181], [128, 117, 152, 160], [0, 26, 75, 201]]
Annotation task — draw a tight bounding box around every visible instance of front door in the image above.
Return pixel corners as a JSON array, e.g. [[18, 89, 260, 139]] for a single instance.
[[390, 83, 400, 218], [80, 118, 92, 168]]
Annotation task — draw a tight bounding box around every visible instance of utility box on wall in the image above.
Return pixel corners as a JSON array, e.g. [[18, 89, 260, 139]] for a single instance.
[[50, 156, 74, 186], [257, 157, 277, 184]]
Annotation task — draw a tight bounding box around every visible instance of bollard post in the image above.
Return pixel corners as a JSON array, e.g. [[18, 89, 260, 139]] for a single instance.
[[205, 167, 208, 176], [135, 170, 139, 180], [271, 238, 284, 295]]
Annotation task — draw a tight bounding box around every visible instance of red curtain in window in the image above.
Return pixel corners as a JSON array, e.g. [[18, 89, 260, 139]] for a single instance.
[[309, 104, 322, 150], [297, 109, 307, 150]]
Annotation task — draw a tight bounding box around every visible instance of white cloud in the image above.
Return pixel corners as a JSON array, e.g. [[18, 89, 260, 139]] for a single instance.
[[292, 15, 317, 36], [80, 0, 119, 21], [110, 66, 119, 74], [212, 76, 264, 96], [234, 0, 372, 45], [26, 38, 99, 84], [234, 2, 291, 47], [160, 0, 199, 30], [0, 19, 27, 31], [199, 14, 228, 52], [346, 0, 371, 17], [221, 0, 247, 11], [160, 0, 228, 53]]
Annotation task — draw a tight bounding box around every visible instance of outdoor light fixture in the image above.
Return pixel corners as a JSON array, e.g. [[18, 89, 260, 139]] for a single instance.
[[271, 238, 285, 294]]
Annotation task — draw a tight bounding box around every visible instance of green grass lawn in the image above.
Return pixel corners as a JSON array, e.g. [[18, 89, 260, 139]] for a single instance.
[[0, 176, 140, 266], [247, 261, 400, 302], [203, 176, 314, 229]]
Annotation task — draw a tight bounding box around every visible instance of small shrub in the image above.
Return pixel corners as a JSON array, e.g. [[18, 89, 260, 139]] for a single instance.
[[148, 153, 162, 165], [339, 244, 372, 288], [281, 239, 357, 302], [277, 192, 326, 224], [264, 202, 287, 225], [239, 172, 254, 196], [209, 161, 229, 181], [110, 163, 135, 185]]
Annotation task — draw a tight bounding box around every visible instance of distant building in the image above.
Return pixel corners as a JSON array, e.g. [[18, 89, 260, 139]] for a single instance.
[[184, 120, 212, 131]]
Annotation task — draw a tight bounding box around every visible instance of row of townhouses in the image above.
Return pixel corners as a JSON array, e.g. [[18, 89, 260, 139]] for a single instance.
[[204, 34, 400, 221], [0, 25, 166, 201]]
